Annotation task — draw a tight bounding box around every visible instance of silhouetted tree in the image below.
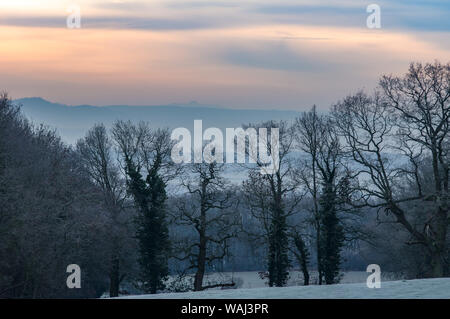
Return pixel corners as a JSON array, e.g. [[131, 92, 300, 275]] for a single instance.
[[112, 121, 174, 293]]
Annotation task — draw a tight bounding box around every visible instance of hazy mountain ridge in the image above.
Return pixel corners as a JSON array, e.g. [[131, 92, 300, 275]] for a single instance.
[[16, 97, 300, 144]]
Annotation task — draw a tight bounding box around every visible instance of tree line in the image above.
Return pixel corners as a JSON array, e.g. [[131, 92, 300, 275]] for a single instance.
[[0, 61, 448, 298]]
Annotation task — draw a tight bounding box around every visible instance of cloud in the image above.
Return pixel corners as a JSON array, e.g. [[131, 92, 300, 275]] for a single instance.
[[381, 3, 450, 32], [1, 0, 448, 32], [82, 16, 218, 30], [220, 42, 333, 72], [0, 15, 227, 30], [0, 16, 64, 28], [254, 4, 361, 15], [93, 1, 153, 11], [165, 1, 240, 9], [252, 1, 450, 32]]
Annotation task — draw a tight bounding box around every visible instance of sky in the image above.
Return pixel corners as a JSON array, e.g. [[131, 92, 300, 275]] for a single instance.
[[0, 0, 449, 110]]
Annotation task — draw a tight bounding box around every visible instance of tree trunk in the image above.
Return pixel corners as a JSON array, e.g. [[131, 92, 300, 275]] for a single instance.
[[293, 235, 310, 286], [109, 255, 120, 297], [311, 158, 322, 285], [316, 218, 323, 285], [194, 236, 207, 291], [430, 251, 444, 278], [429, 204, 448, 277]]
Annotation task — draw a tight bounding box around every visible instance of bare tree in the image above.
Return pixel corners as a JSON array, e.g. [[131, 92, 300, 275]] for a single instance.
[[333, 60, 449, 278], [242, 120, 304, 287], [295, 106, 352, 284], [379, 61, 449, 276], [77, 124, 131, 297], [172, 162, 239, 291], [294, 106, 326, 284]]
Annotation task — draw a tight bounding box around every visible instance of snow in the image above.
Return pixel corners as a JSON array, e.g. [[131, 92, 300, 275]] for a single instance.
[[118, 278, 450, 299], [193, 271, 396, 289]]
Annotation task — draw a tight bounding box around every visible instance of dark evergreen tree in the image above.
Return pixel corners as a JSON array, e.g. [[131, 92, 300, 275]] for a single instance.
[[319, 182, 344, 284], [126, 158, 170, 294], [267, 204, 290, 287], [292, 233, 310, 286]]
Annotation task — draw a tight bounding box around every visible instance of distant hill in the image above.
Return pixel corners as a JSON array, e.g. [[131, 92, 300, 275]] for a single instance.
[[15, 97, 300, 145]]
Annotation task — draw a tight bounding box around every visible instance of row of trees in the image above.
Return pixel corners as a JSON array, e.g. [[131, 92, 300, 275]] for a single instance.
[[0, 61, 448, 298], [246, 61, 449, 285], [0, 94, 138, 298]]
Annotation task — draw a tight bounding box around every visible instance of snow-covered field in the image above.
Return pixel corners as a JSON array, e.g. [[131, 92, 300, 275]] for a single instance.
[[194, 271, 396, 289], [118, 277, 450, 299]]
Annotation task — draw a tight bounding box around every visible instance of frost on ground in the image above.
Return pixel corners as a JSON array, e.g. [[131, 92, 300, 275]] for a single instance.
[[192, 271, 396, 289], [118, 278, 450, 299]]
